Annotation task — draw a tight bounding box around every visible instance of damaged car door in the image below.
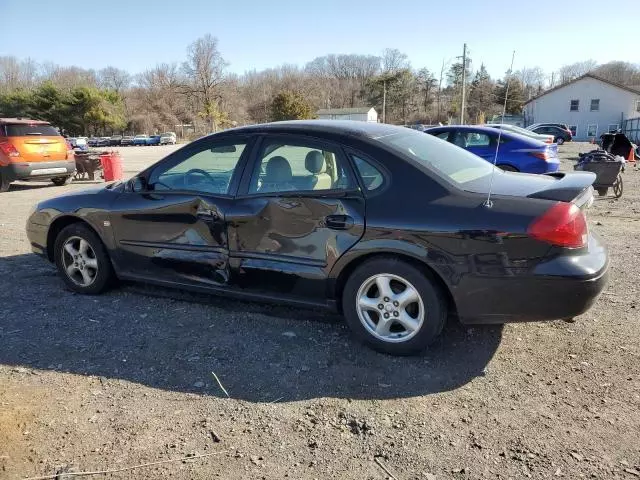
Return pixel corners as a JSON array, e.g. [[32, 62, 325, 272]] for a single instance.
[[109, 137, 252, 288]]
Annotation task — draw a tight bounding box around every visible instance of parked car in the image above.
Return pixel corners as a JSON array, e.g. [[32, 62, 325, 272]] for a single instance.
[[162, 131, 177, 140], [160, 133, 176, 145], [0, 117, 76, 192], [404, 124, 437, 132], [96, 137, 111, 147], [425, 125, 559, 173], [146, 135, 161, 146], [26, 121, 608, 355], [132, 134, 149, 146], [120, 136, 134, 146], [87, 137, 100, 147], [109, 135, 123, 146], [74, 137, 88, 150], [526, 124, 573, 144], [485, 123, 554, 144]]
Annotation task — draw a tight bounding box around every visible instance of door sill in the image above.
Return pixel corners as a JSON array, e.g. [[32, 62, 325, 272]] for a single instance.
[[116, 272, 337, 312]]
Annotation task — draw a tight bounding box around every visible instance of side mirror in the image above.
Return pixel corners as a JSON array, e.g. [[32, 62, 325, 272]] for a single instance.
[[130, 176, 147, 193]]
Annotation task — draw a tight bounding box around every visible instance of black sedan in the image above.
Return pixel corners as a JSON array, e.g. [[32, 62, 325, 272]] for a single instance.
[[26, 121, 608, 355]]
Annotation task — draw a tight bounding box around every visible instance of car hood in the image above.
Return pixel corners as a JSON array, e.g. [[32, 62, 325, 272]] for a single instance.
[[466, 170, 596, 203]]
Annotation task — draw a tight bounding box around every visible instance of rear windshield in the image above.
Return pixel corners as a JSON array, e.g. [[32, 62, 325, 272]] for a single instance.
[[4, 123, 60, 136], [373, 129, 495, 186]]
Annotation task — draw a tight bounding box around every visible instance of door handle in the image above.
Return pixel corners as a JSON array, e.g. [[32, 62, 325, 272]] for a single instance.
[[325, 214, 354, 230]]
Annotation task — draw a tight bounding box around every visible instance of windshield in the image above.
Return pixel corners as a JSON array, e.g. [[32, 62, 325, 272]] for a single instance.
[[5, 123, 59, 136], [374, 130, 495, 185]]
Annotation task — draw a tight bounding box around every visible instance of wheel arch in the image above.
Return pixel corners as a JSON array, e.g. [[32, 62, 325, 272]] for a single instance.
[[46, 215, 105, 262], [330, 250, 457, 316]]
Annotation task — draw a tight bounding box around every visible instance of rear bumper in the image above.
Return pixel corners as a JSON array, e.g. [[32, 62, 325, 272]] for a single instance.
[[1, 159, 76, 181], [456, 233, 609, 324]]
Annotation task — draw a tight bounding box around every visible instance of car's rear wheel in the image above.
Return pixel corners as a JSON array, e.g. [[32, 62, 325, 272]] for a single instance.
[[54, 223, 114, 294], [597, 187, 609, 196], [556, 137, 565, 145], [497, 164, 518, 172], [0, 171, 11, 192], [51, 176, 72, 186], [342, 258, 447, 355]]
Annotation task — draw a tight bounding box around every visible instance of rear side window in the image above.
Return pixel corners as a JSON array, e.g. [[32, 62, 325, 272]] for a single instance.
[[5, 123, 59, 136], [351, 155, 384, 191]]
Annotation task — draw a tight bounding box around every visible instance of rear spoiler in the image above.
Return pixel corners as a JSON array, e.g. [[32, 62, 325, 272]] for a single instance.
[[527, 171, 596, 204]]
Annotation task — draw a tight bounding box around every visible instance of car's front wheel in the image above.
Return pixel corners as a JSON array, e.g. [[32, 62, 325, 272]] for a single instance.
[[54, 223, 115, 294], [556, 137, 565, 145], [342, 258, 447, 355]]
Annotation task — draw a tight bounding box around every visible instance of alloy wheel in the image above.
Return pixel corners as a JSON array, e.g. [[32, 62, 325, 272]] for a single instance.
[[61, 236, 99, 287], [356, 273, 425, 343]]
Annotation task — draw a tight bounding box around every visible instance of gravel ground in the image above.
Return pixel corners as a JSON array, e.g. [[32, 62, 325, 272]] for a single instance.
[[1, 143, 639, 480]]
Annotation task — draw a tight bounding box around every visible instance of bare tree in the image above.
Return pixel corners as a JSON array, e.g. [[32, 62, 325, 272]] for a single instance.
[[382, 48, 410, 74], [98, 67, 131, 93], [557, 60, 597, 83], [593, 61, 640, 86], [516, 66, 546, 99], [0, 56, 38, 91], [181, 34, 228, 132]]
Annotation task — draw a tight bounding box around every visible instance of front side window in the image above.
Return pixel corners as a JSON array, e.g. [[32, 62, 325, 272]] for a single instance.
[[465, 132, 491, 147], [590, 99, 600, 111], [249, 140, 354, 194], [352, 155, 384, 191], [570, 99, 579, 111], [149, 140, 247, 195]]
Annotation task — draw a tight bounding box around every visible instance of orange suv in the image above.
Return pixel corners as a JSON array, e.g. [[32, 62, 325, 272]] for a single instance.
[[0, 118, 76, 192]]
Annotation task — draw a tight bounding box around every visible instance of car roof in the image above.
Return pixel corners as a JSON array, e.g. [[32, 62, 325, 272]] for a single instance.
[[219, 120, 404, 139], [0, 117, 51, 125]]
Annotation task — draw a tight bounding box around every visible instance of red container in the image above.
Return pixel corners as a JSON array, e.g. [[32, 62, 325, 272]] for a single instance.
[[99, 152, 123, 181]]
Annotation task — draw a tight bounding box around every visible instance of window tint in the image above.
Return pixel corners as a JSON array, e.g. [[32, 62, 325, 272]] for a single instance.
[[570, 99, 579, 111], [434, 131, 449, 140], [149, 141, 246, 195], [590, 99, 600, 111], [5, 123, 59, 136], [352, 155, 384, 191], [249, 141, 354, 194]]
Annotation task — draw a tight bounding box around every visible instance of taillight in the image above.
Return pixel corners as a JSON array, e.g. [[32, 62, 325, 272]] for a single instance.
[[0, 141, 20, 157], [529, 151, 550, 161], [527, 202, 587, 248]]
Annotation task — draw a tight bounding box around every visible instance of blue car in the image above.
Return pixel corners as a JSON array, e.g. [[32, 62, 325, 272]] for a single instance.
[[146, 135, 161, 146], [426, 125, 559, 174], [132, 134, 148, 146]]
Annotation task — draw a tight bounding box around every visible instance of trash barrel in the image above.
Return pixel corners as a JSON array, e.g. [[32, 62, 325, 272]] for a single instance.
[[99, 152, 123, 181]]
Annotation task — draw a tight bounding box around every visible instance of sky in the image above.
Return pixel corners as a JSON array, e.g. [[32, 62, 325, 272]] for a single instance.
[[2, 0, 638, 81]]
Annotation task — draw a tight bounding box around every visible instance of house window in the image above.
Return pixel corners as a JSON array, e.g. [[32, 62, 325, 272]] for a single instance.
[[569, 125, 578, 137], [590, 99, 600, 111], [587, 124, 598, 137], [608, 124, 619, 133], [636, 100, 640, 112], [570, 99, 579, 111]]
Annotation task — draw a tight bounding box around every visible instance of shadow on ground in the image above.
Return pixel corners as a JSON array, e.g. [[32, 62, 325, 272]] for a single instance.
[[0, 253, 502, 402]]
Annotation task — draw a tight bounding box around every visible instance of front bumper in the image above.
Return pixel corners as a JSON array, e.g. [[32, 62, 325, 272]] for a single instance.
[[1, 159, 76, 181], [456, 233, 609, 324]]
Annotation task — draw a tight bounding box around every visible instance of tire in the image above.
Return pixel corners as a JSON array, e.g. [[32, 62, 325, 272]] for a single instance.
[[613, 175, 623, 198], [497, 164, 518, 172], [54, 223, 115, 294], [51, 176, 72, 186], [556, 137, 565, 145], [342, 257, 447, 355], [0, 171, 11, 192], [597, 187, 608, 196]]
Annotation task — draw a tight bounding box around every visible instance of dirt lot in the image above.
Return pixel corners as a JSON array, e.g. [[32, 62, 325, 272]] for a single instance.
[[1, 143, 639, 480]]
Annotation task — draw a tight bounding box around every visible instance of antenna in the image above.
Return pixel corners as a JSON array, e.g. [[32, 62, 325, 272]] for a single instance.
[[483, 50, 516, 208]]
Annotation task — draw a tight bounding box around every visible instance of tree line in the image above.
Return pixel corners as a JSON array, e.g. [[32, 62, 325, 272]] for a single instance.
[[1, 36, 639, 137]]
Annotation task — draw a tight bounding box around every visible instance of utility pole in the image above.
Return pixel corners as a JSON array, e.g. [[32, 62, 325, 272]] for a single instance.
[[460, 43, 467, 125], [382, 79, 387, 123]]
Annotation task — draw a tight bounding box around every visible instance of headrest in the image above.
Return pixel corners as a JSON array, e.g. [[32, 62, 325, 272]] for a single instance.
[[305, 150, 326, 174], [265, 156, 292, 181]]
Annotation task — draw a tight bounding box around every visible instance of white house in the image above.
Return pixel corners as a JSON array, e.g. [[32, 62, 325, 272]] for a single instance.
[[523, 74, 640, 141], [316, 107, 378, 122]]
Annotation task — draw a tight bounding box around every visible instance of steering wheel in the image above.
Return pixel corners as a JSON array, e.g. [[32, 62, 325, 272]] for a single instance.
[[184, 168, 216, 188]]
